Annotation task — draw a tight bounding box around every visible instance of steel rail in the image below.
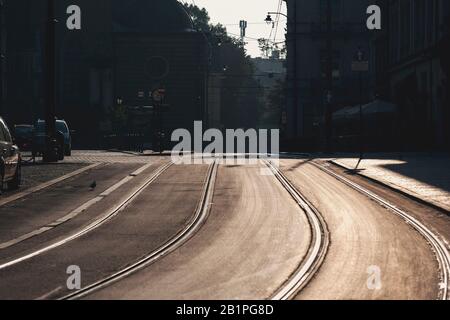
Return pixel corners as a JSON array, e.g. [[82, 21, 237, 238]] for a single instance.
[[61, 160, 218, 300], [314, 161, 450, 300], [265, 160, 329, 300], [0, 161, 173, 271]]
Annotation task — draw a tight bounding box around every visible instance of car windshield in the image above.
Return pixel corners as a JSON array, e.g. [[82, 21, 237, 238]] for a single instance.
[[35, 121, 68, 134], [15, 127, 33, 137], [35, 122, 45, 134]]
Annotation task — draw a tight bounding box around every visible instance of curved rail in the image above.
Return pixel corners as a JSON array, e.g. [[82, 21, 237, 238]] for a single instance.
[[0, 161, 173, 271], [265, 160, 329, 300], [61, 161, 218, 300], [314, 161, 450, 300]]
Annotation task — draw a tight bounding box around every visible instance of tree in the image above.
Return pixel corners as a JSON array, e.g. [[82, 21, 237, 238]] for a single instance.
[[182, 2, 263, 129], [182, 3, 210, 32], [258, 39, 286, 59], [258, 38, 272, 58]]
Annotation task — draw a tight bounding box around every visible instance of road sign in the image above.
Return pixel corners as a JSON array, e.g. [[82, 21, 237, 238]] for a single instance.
[[152, 89, 166, 102]]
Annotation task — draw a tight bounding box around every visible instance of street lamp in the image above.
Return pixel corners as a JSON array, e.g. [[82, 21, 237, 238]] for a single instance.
[[324, 0, 333, 153], [266, 12, 290, 22], [43, 0, 58, 163], [264, 10, 299, 139]]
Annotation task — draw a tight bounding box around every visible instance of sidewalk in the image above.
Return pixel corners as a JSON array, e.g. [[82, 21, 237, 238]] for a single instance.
[[329, 153, 450, 212]]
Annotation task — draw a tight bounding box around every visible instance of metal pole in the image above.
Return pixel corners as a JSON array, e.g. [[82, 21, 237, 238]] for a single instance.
[[293, 1, 298, 139], [429, 55, 434, 150], [0, 0, 4, 116], [43, 0, 57, 162], [158, 101, 162, 154], [325, 0, 333, 152], [359, 70, 363, 159]]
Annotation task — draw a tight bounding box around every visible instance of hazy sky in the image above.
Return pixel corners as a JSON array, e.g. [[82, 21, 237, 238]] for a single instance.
[[189, 0, 287, 57]]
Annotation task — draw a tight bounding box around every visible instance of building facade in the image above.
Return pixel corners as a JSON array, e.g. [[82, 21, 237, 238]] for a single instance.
[[251, 56, 286, 129], [284, 0, 374, 147], [0, 0, 5, 115], [374, 0, 450, 150], [1, 0, 209, 148]]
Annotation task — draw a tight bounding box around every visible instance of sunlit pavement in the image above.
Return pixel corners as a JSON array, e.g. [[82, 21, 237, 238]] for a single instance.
[[329, 153, 450, 212], [0, 151, 448, 300]]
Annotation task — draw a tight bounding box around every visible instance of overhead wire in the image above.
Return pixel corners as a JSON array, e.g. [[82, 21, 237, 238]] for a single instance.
[[273, 0, 283, 44]]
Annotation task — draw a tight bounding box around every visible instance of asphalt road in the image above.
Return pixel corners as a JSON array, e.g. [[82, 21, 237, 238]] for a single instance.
[[87, 163, 311, 300], [0, 163, 139, 245], [0, 163, 208, 299], [280, 159, 440, 300], [0, 154, 446, 300]]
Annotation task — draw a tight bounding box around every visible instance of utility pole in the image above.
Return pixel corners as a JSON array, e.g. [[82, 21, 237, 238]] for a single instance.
[[352, 47, 368, 161], [359, 68, 363, 159], [292, 0, 298, 139], [152, 88, 165, 154], [43, 0, 58, 162], [324, 0, 333, 153], [265, 6, 297, 138], [0, 0, 4, 116]]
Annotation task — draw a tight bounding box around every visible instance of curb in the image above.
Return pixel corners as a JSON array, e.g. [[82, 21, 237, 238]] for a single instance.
[[104, 149, 173, 157], [329, 160, 450, 215], [104, 149, 144, 156]]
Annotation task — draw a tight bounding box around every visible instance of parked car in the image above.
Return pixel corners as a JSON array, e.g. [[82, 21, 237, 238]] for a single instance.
[[33, 119, 72, 160], [0, 117, 21, 192], [14, 124, 35, 152]]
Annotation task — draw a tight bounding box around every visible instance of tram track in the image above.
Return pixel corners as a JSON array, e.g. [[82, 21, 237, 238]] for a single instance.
[[0, 161, 173, 271], [61, 160, 218, 300], [264, 160, 329, 300], [313, 161, 450, 300]]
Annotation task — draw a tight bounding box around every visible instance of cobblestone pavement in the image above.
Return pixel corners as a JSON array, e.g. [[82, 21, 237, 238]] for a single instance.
[[331, 153, 450, 212], [8, 163, 88, 196], [4, 150, 164, 196], [62, 150, 164, 164], [22, 150, 165, 164]]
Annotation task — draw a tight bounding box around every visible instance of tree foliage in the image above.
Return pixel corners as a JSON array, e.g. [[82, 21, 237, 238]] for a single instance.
[[182, 2, 263, 129]]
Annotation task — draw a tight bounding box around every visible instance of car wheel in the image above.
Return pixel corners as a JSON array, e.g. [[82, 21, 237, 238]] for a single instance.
[[8, 164, 21, 190], [58, 146, 65, 161]]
